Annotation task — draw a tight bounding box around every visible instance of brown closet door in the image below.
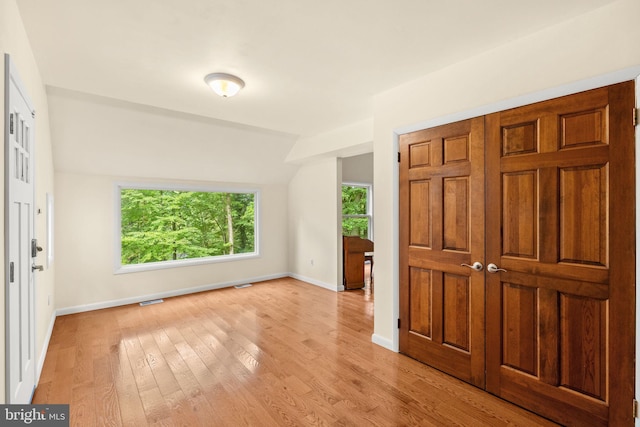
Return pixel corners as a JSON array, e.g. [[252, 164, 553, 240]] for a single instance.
[[399, 117, 486, 388], [485, 82, 635, 426]]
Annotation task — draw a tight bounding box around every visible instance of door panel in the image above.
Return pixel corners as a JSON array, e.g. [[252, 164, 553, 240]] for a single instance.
[[502, 171, 537, 258], [409, 181, 431, 247], [559, 294, 607, 400], [485, 82, 635, 426], [399, 117, 485, 388], [501, 283, 537, 376], [442, 273, 470, 351], [559, 165, 608, 265]]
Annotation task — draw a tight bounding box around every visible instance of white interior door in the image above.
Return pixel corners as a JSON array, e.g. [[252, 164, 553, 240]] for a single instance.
[[5, 54, 37, 404]]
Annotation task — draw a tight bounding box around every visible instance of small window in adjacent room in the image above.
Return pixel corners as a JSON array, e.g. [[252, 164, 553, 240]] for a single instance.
[[115, 183, 259, 273], [342, 183, 372, 239]]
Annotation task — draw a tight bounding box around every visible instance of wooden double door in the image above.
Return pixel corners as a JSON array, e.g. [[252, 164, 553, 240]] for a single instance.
[[399, 81, 635, 426]]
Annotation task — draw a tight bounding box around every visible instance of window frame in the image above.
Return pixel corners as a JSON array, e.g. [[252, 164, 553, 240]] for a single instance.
[[341, 182, 373, 240], [114, 181, 260, 274]]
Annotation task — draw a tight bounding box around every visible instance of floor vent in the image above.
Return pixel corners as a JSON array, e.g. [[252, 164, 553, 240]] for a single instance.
[[139, 299, 164, 306], [234, 283, 253, 289]]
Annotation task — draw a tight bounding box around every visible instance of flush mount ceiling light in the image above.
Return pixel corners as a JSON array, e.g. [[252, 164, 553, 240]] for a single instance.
[[204, 72, 245, 98]]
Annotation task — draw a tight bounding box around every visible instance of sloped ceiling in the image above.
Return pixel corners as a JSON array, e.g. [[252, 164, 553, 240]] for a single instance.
[[17, 0, 619, 137]]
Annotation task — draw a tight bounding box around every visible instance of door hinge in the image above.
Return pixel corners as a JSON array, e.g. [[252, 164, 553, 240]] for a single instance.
[[397, 318, 401, 328], [398, 152, 401, 163], [9, 113, 14, 134], [634, 108, 638, 127], [9, 262, 14, 283], [634, 399, 639, 418]]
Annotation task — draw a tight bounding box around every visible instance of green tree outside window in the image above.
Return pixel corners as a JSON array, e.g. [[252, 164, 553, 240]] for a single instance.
[[342, 185, 371, 239], [120, 188, 255, 265]]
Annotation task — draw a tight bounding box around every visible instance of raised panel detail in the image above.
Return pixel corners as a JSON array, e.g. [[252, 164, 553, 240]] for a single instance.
[[561, 108, 608, 149], [502, 283, 537, 376], [560, 166, 608, 266], [443, 273, 469, 351], [409, 141, 432, 168], [444, 136, 468, 164], [410, 180, 431, 247], [443, 177, 469, 251], [502, 122, 537, 156], [560, 294, 607, 401], [409, 267, 432, 338], [502, 171, 537, 259]]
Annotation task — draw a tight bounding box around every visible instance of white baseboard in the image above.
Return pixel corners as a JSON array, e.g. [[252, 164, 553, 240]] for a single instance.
[[288, 273, 342, 292], [372, 333, 397, 352], [37, 309, 57, 383], [57, 273, 289, 315]]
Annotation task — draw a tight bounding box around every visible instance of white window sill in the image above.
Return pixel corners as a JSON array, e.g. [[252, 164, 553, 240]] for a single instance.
[[115, 252, 260, 274]]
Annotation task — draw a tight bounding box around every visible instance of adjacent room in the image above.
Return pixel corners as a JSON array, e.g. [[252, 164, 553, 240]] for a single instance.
[[2, 0, 640, 425]]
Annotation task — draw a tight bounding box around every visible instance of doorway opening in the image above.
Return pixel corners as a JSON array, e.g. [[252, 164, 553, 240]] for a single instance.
[[341, 153, 374, 293]]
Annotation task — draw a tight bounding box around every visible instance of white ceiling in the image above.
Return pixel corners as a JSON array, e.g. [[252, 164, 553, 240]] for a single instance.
[[17, 0, 619, 137]]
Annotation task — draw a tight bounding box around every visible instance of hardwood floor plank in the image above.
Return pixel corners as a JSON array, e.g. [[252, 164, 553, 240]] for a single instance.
[[163, 389, 204, 427], [36, 342, 59, 384], [137, 333, 181, 397], [93, 353, 122, 427], [93, 381, 122, 427], [109, 340, 148, 426], [72, 339, 94, 386], [139, 387, 172, 425], [70, 383, 96, 427], [123, 334, 159, 394], [33, 278, 559, 426], [222, 377, 283, 426]]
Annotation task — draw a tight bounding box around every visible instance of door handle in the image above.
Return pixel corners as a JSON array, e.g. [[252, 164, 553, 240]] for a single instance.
[[31, 264, 43, 272], [31, 238, 43, 257], [487, 263, 507, 273], [461, 262, 483, 271]]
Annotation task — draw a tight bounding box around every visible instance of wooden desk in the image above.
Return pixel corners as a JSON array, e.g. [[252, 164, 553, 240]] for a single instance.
[[343, 236, 374, 289]]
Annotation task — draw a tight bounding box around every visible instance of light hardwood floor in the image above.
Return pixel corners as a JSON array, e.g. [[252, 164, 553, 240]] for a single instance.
[[33, 277, 559, 426]]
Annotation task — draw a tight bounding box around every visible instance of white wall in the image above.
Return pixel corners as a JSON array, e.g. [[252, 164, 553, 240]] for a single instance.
[[0, 0, 56, 402], [55, 173, 289, 310], [47, 88, 299, 184], [342, 152, 373, 184], [371, 0, 640, 350], [49, 90, 297, 311], [288, 158, 342, 290], [286, 118, 373, 163], [287, 116, 374, 292]]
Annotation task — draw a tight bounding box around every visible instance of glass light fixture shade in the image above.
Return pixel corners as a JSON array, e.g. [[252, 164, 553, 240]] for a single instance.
[[204, 73, 245, 97]]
